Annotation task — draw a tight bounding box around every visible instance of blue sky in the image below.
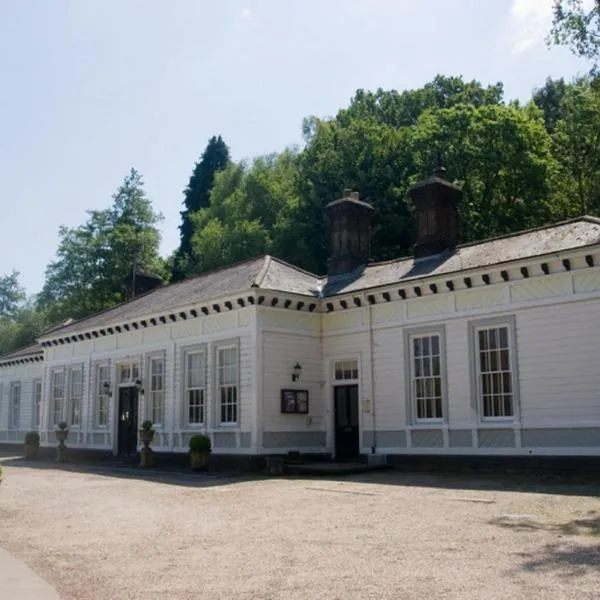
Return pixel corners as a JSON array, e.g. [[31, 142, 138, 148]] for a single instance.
[[0, 0, 592, 295]]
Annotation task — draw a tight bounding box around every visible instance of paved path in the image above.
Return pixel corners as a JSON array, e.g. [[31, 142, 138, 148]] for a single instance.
[[0, 547, 60, 599]]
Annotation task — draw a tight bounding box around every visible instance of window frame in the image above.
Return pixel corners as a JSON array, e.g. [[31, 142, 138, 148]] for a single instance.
[[333, 359, 360, 383], [32, 378, 42, 429], [68, 366, 84, 429], [404, 325, 448, 425], [9, 381, 21, 430], [469, 315, 519, 423], [214, 341, 239, 427], [95, 363, 110, 429], [148, 355, 165, 428], [182, 345, 207, 427], [50, 369, 66, 427]]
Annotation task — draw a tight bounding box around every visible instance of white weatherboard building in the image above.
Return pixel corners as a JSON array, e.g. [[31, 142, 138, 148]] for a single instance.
[[2, 169, 600, 463]]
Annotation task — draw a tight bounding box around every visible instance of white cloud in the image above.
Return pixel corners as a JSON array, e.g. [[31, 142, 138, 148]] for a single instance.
[[509, 0, 596, 54], [509, 0, 553, 54], [240, 8, 252, 19]]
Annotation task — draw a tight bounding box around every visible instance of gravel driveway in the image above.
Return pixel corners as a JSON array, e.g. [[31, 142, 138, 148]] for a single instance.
[[1, 461, 599, 600]]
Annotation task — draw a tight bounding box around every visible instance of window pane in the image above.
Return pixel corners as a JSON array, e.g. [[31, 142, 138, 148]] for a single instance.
[[478, 325, 514, 419], [412, 335, 443, 421], [499, 326, 509, 348]]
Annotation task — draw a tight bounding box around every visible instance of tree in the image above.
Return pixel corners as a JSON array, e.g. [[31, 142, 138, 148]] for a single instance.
[[533, 77, 569, 133], [172, 135, 230, 280], [38, 168, 164, 323], [0, 271, 25, 318], [550, 77, 600, 214], [550, 0, 600, 71]]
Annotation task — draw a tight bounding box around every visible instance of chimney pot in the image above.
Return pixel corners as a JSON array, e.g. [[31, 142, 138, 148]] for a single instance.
[[408, 164, 462, 259], [326, 189, 374, 276]]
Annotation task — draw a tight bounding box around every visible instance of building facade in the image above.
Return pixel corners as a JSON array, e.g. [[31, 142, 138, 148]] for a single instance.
[[2, 170, 600, 461]]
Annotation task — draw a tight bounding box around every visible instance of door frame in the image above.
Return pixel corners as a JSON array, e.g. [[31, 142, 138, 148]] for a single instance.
[[110, 359, 143, 455], [333, 384, 361, 460], [116, 385, 139, 456], [327, 355, 362, 459]]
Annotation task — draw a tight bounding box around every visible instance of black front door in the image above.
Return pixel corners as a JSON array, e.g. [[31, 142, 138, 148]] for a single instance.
[[117, 387, 138, 456], [334, 385, 359, 460]]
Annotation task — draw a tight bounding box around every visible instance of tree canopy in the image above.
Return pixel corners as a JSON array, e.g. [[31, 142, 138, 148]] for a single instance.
[[2, 73, 600, 357], [37, 168, 164, 324], [550, 0, 600, 71], [172, 135, 230, 280]]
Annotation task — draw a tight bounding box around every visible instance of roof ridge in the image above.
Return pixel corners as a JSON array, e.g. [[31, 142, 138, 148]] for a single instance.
[[253, 255, 272, 288], [267, 255, 321, 279]]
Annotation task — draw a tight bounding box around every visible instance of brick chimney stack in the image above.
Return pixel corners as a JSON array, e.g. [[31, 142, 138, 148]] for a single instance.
[[326, 189, 374, 277], [408, 165, 463, 259]]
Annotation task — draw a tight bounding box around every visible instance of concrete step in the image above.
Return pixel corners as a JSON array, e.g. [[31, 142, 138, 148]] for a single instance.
[[285, 461, 391, 476]]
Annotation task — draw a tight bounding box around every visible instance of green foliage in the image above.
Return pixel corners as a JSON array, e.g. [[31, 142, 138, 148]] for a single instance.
[[0, 269, 50, 358], [141, 420, 153, 431], [173, 135, 231, 280], [37, 168, 164, 324], [25, 431, 40, 447], [189, 434, 211, 453], [57, 421, 68, 431], [0, 271, 25, 318], [550, 0, 600, 70], [3, 74, 599, 339]]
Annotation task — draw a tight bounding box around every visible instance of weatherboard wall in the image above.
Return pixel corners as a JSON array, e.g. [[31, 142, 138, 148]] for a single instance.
[[321, 264, 600, 457], [0, 361, 44, 443], [260, 308, 325, 452]]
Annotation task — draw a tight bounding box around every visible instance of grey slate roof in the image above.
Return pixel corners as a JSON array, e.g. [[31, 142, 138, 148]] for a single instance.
[[37, 216, 600, 340], [0, 342, 43, 364], [321, 216, 600, 296], [41, 256, 321, 339]]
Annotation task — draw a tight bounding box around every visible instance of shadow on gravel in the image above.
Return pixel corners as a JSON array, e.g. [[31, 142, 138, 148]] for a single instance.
[[491, 512, 600, 577], [518, 542, 600, 576], [490, 512, 600, 536], [3, 453, 600, 498], [301, 470, 600, 498], [0, 455, 264, 489]]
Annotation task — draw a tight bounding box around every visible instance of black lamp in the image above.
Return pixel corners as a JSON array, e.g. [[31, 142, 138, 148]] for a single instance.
[[292, 362, 302, 382]]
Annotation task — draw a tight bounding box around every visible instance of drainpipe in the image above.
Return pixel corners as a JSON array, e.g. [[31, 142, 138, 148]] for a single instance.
[[368, 302, 377, 454]]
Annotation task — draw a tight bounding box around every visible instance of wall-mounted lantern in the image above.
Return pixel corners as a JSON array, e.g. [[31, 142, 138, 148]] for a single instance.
[[292, 362, 302, 382], [103, 381, 112, 398], [135, 378, 144, 396]]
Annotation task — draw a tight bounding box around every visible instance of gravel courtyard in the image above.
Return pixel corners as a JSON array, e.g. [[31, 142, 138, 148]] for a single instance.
[[1, 461, 599, 600]]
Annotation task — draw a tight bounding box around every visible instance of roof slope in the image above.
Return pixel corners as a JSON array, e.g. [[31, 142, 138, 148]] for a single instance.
[[41, 256, 320, 339], [323, 217, 600, 295], [0, 342, 43, 364]]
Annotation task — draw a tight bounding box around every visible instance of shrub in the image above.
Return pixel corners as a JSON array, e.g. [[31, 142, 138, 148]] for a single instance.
[[25, 431, 40, 446], [57, 421, 68, 431], [141, 420, 153, 431], [189, 434, 211, 453]]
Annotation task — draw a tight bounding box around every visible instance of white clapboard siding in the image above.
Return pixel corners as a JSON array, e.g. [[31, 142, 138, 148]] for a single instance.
[[262, 331, 323, 432]]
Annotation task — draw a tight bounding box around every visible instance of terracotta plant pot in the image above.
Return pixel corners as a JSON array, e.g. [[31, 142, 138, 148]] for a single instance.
[[190, 451, 210, 471], [139, 429, 154, 444], [55, 430, 69, 443]]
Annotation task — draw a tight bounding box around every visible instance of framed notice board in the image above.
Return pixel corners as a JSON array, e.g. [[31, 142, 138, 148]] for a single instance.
[[280, 389, 309, 414]]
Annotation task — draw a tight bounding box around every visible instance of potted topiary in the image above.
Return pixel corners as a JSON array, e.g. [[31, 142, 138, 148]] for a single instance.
[[189, 434, 211, 471], [139, 420, 155, 467], [24, 431, 40, 459], [55, 421, 69, 462]]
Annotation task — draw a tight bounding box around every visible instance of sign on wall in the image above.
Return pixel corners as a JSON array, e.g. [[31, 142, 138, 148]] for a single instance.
[[280, 389, 309, 414]]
